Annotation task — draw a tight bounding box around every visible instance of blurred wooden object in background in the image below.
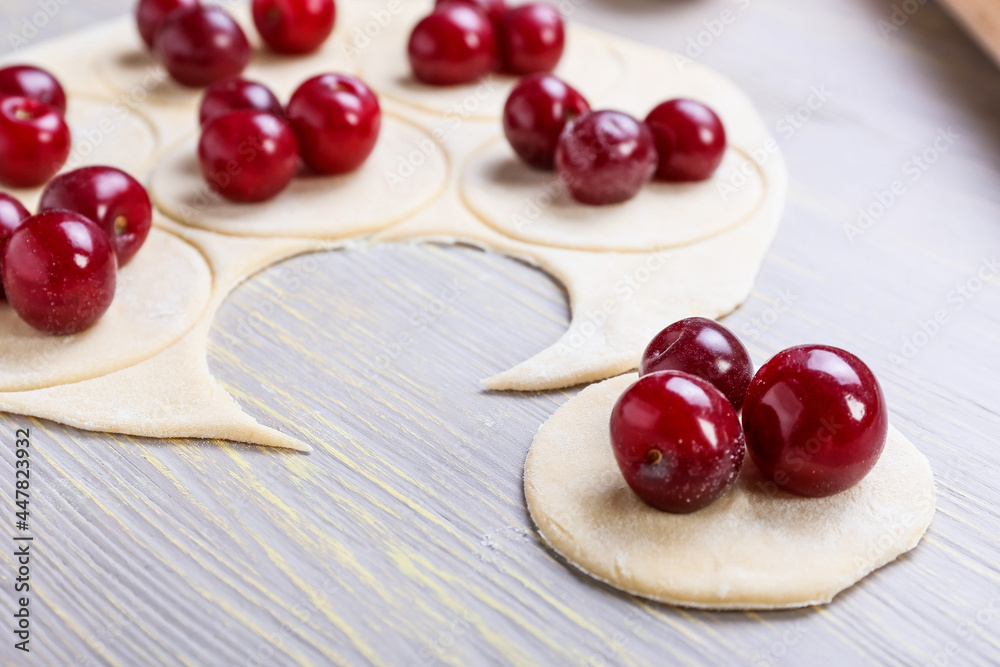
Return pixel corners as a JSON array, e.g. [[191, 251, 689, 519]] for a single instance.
[[940, 0, 1000, 66]]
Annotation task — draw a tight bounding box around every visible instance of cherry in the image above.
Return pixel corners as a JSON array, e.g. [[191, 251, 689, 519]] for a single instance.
[[198, 110, 299, 203], [640, 317, 753, 411], [0, 193, 29, 247], [503, 73, 589, 170], [610, 371, 745, 513], [199, 77, 284, 126], [136, 0, 200, 50], [0, 193, 30, 300], [408, 4, 497, 86], [555, 110, 657, 206], [435, 0, 506, 26], [2, 211, 117, 336], [285, 74, 380, 175], [252, 0, 336, 55], [498, 2, 564, 75], [645, 99, 727, 182], [0, 65, 67, 113], [742, 345, 889, 498], [39, 167, 153, 266], [0, 96, 71, 189], [154, 6, 251, 88]]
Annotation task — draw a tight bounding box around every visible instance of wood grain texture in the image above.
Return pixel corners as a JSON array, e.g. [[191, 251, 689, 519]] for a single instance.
[[2, 0, 1000, 665]]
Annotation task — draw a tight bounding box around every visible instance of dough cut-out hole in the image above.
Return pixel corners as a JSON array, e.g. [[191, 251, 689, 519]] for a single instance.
[[206, 242, 570, 435]]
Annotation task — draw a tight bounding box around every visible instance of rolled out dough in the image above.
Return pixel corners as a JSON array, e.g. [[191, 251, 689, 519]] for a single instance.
[[0, 3, 787, 449], [525, 374, 936, 609]]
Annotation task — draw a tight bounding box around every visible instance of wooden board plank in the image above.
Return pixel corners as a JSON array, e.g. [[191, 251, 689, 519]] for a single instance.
[[2, 0, 1000, 665]]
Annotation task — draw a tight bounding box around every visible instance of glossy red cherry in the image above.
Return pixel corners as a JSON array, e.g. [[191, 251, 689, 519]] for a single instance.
[[645, 99, 727, 182], [136, 0, 200, 50], [436, 0, 505, 26], [640, 317, 753, 411], [199, 77, 284, 126], [408, 4, 497, 86], [0, 193, 29, 247], [0, 65, 67, 113], [742, 345, 889, 498], [610, 371, 745, 513], [503, 73, 589, 170], [154, 6, 252, 88], [285, 74, 380, 175], [2, 211, 117, 336], [0, 193, 30, 300], [252, 0, 336, 54], [498, 2, 564, 75], [198, 110, 299, 203], [0, 96, 71, 189], [39, 167, 153, 266], [555, 110, 657, 206]]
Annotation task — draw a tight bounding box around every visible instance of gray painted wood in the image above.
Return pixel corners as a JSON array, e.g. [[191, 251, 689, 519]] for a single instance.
[[2, 0, 1000, 665]]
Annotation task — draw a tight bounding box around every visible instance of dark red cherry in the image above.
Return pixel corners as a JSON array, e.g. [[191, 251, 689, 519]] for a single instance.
[[0, 193, 30, 300], [136, 0, 200, 50], [645, 99, 727, 182], [742, 345, 889, 498], [199, 77, 284, 126], [39, 167, 153, 266], [555, 110, 657, 206], [435, 0, 505, 26], [154, 6, 251, 88], [2, 211, 117, 336], [0, 65, 67, 113], [408, 4, 497, 86], [503, 73, 589, 170], [0, 193, 29, 248], [640, 317, 753, 411], [285, 74, 380, 175], [0, 96, 71, 189], [610, 371, 745, 513], [198, 110, 299, 203], [252, 0, 336, 55], [498, 2, 564, 75]]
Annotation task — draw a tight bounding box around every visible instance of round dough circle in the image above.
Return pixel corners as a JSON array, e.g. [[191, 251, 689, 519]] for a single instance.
[[0, 228, 213, 393], [525, 374, 936, 610], [462, 139, 767, 252], [150, 115, 449, 238], [63, 94, 159, 174], [356, 8, 625, 120]]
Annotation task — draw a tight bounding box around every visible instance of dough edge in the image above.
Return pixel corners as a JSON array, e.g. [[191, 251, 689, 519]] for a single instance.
[[524, 374, 936, 611]]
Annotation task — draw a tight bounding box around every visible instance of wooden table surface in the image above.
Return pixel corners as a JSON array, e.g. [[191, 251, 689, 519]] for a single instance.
[[2, 0, 1000, 665]]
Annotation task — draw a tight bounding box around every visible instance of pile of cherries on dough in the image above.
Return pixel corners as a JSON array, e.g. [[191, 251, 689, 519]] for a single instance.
[[0, 64, 72, 190], [610, 318, 890, 513], [408, 0, 728, 205], [504, 74, 729, 205], [197, 71, 382, 203], [0, 108, 153, 338], [0, 0, 358, 336], [409, 0, 567, 86], [138, 0, 381, 203], [0, 62, 153, 336]]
